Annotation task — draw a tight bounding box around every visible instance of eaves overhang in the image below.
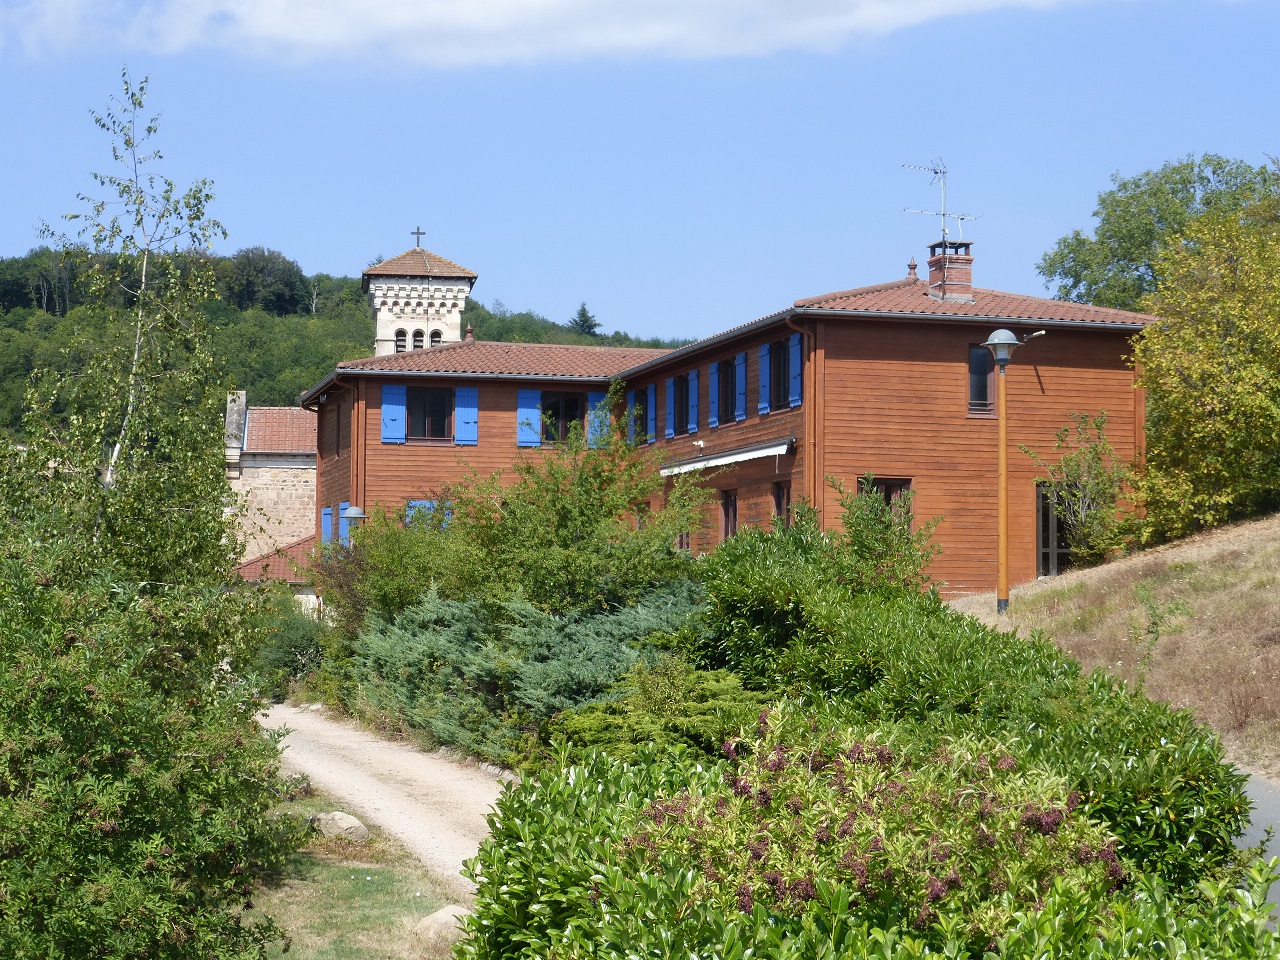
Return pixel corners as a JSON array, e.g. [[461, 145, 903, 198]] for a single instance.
[[660, 436, 796, 477], [615, 306, 1146, 382], [299, 367, 614, 409]]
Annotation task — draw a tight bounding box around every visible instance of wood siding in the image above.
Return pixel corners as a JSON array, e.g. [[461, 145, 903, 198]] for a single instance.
[[815, 318, 1140, 596]]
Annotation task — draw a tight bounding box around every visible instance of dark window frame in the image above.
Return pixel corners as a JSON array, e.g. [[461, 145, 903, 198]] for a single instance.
[[542, 390, 587, 443], [968, 344, 995, 416], [717, 358, 737, 426], [407, 385, 454, 441], [1037, 484, 1074, 577], [672, 374, 691, 437], [868, 477, 912, 504], [772, 480, 791, 528], [721, 489, 738, 540], [769, 340, 790, 411], [633, 388, 650, 443], [394, 328, 408, 353]]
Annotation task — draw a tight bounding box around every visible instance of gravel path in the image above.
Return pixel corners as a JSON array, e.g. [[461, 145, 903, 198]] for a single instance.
[[261, 704, 506, 896]]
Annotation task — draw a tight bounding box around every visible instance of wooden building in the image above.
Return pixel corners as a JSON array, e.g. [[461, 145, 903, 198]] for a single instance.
[[301, 241, 1150, 596]]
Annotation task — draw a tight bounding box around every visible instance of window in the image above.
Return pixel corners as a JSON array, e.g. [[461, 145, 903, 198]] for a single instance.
[[628, 387, 651, 443], [868, 477, 912, 504], [395, 328, 407, 353], [430, 329, 443, 346], [718, 359, 737, 425], [665, 372, 698, 438], [721, 490, 738, 539], [969, 345, 994, 414], [772, 480, 791, 527], [412, 330, 424, 350], [758, 334, 802, 414], [407, 386, 453, 440], [1037, 484, 1073, 577], [676, 530, 692, 551], [542, 391, 586, 443], [769, 341, 789, 411]]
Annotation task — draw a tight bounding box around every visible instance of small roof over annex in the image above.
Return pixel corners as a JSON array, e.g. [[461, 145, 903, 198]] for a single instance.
[[361, 247, 477, 291], [243, 406, 316, 455], [235, 533, 317, 585], [300, 336, 670, 405]]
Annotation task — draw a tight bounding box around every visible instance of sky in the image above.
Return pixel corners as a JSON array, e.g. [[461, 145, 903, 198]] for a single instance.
[[0, 0, 1273, 341]]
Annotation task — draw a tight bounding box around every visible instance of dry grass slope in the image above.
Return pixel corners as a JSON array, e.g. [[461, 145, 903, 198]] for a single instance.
[[952, 512, 1280, 781]]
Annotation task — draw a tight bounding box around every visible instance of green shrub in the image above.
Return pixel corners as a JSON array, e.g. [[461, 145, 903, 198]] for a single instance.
[[549, 655, 766, 763], [459, 706, 1279, 959], [250, 595, 325, 702], [0, 553, 308, 958]]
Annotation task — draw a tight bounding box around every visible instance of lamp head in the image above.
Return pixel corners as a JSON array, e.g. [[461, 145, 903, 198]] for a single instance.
[[341, 505, 367, 522], [982, 328, 1021, 369]]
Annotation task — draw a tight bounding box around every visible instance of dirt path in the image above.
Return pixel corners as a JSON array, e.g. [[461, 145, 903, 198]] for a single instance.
[[261, 704, 506, 897]]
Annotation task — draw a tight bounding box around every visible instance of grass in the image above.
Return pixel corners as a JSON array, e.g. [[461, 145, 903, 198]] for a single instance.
[[951, 511, 1280, 781], [255, 785, 464, 960]]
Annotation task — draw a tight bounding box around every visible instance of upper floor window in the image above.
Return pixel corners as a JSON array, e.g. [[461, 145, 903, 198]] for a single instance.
[[407, 386, 453, 440], [542, 391, 586, 443], [430, 330, 443, 347], [412, 330, 425, 350], [673, 374, 690, 437], [665, 370, 699, 438], [394, 329, 407, 353], [758, 333, 802, 415], [709, 354, 746, 427], [969, 345, 994, 414]]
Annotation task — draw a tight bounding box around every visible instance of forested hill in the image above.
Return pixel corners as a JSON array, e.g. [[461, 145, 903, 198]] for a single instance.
[[0, 245, 688, 436]]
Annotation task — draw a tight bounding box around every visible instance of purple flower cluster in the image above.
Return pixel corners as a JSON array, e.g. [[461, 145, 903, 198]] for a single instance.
[[1019, 805, 1066, 836]]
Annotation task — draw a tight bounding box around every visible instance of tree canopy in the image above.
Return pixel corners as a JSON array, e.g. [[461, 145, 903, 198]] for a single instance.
[[1134, 205, 1280, 540], [1038, 154, 1280, 311]]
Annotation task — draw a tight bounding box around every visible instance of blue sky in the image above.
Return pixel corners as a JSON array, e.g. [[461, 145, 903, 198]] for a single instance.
[[0, 0, 1272, 341]]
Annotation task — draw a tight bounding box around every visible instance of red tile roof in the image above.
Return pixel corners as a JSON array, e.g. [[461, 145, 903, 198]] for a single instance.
[[794, 276, 1155, 326], [362, 247, 477, 282], [335, 338, 670, 380], [244, 407, 317, 454], [236, 534, 317, 584]]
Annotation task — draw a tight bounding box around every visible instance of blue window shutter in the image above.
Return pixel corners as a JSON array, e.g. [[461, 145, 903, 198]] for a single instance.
[[735, 352, 747, 421], [516, 389, 542, 447], [406, 499, 435, 522], [626, 389, 636, 442], [338, 501, 350, 545], [758, 344, 771, 414], [665, 378, 676, 439], [454, 387, 478, 445], [587, 390, 608, 447], [381, 384, 406, 443], [646, 384, 657, 442], [789, 332, 803, 407], [708, 364, 719, 428], [687, 369, 699, 434], [321, 507, 332, 544]]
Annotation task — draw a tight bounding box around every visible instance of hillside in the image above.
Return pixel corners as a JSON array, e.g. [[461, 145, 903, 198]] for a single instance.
[[951, 512, 1280, 780]]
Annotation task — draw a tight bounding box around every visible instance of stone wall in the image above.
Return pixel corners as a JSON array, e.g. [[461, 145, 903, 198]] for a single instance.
[[230, 454, 316, 562]]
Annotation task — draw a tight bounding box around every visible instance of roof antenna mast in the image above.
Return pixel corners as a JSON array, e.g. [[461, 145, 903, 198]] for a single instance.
[[903, 160, 979, 245]]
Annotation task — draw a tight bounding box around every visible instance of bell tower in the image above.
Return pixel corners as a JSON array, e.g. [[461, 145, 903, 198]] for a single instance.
[[361, 230, 477, 356]]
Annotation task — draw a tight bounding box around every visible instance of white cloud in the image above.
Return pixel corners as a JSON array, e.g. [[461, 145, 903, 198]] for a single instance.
[[1, 0, 1106, 66]]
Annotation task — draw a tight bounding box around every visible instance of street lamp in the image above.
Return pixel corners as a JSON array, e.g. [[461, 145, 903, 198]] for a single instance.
[[982, 329, 1045, 614], [340, 505, 367, 545], [983, 329, 1021, 615]]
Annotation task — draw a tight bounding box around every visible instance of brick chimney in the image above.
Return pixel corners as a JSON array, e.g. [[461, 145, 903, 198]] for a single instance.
[[926, 239, 974, 303]]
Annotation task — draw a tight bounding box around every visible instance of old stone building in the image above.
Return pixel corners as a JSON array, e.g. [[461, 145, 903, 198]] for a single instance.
[[225, 391, 318, 563]]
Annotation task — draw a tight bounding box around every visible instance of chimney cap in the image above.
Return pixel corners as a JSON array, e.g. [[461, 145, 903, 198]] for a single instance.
[[907, 258, 918, 278], [928, 238, 973, 258]]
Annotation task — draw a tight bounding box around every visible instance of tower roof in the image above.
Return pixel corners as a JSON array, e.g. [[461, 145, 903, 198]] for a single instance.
[[361, 247, 477, 290]]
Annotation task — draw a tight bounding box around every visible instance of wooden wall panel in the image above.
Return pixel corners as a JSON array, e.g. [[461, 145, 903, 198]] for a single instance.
[[817, 320, 1140, 596]]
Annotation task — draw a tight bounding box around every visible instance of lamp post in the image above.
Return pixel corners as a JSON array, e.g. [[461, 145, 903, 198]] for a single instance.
[[982, 329, 1021, 615]]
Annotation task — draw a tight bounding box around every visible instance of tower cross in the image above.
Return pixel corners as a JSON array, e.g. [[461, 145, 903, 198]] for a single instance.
[[411, 225, 426, 248]]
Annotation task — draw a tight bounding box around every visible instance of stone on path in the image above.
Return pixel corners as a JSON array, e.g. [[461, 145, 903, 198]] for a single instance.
[[312, 811, 369, 842]]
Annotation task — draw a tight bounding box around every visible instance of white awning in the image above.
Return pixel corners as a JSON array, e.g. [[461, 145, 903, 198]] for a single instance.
[[660, 437, 795, 477]]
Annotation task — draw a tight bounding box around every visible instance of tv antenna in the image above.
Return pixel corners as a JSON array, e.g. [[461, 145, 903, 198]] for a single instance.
[[903, 160, 979, 243]]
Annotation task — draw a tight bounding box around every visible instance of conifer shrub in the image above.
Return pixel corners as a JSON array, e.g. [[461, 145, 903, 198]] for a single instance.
[[548, 654, 766, 763], [343, 582, 703, 768]]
